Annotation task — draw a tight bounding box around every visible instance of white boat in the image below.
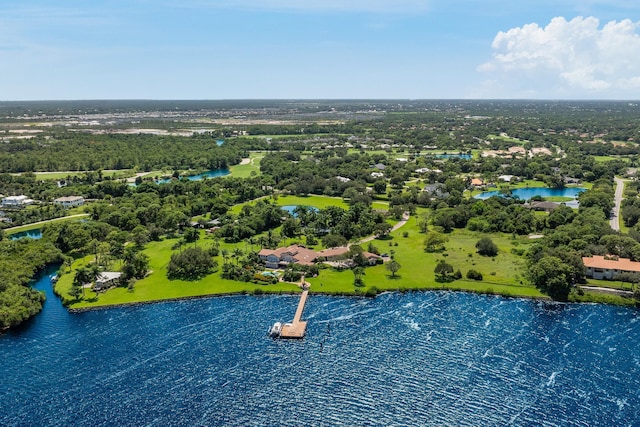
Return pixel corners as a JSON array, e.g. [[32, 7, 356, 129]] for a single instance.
[[268, 322, 282, 337]]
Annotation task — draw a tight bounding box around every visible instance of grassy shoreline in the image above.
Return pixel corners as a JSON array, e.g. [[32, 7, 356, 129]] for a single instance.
[[52, 196, 637, 311]]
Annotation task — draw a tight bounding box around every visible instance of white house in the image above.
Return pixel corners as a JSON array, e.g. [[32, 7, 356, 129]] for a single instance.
[[1, 195, 34, 208], [582, 256, 640, 280], [94, 272, 123, 291], [53, 196, 85, 208]]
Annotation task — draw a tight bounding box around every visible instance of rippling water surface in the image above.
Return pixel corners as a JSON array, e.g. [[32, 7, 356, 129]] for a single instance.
[[1, 270, 640, 426]]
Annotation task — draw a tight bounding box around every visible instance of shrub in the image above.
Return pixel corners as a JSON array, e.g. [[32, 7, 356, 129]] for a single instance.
[[466, 269, 483, 280], [476, 237, 498, 257]]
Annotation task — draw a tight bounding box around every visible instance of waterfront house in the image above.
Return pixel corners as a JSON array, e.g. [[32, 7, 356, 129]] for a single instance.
[[258, 245, 318, 269], [582, 255, 640, 280], [53, 196, 85, 208], [94, 272, 123, 291]]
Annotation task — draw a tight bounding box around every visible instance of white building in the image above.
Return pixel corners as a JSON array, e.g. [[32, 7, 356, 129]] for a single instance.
[[1, 195, 34, 208], [54, 196, 85, 208], [94, 272, 123, 291]]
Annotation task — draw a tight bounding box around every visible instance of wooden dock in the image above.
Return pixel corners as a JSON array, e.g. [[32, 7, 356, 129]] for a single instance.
[[279, 289, 309, 339]]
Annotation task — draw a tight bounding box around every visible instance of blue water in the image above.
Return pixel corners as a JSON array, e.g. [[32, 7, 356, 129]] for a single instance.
[[216, 139, 224, 146], [476, 187, 586, 207], [435, 153, 472, 160], [2, 272, 640, 426], [280, 205, 319, 216], [8, 229, 42, 240], [155, 168, 230, 184]]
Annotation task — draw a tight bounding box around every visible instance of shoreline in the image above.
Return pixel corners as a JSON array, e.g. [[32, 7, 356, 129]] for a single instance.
[[66, 286, 560, 313]]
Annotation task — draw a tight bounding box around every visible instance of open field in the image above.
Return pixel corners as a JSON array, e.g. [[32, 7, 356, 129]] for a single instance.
[[57, 205, 549, 309], [307, 213, 544, 298], [228, 152, 264, 178], [4, 213, 90, 235], [12, 169, 135, 181], [55, 237, 305, 309]]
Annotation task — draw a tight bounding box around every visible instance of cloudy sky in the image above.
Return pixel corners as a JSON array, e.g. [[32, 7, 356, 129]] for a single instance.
[[2, 0, 640, 100]]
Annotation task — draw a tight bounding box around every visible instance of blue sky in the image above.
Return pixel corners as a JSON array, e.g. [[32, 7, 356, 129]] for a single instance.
[[2, 0, 640, 100]]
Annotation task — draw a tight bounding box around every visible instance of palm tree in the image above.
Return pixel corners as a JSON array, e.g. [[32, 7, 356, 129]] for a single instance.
[[221, 249, 230, 265], [352, 266, 365, 287], [232, 248, 244, 265]]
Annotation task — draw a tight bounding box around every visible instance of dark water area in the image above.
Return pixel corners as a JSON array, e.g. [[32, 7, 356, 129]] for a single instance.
[[2, 272, 640, 426]]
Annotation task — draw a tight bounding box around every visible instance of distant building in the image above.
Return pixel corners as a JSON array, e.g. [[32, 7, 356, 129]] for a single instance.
[[53, 196, 85, 208], [470, 178, 484, 187], [1, 195, 34, 208], [583, 256, 640, 280]]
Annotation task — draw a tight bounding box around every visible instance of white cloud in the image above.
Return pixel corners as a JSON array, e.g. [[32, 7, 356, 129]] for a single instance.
[[479, 16, 640, 97]]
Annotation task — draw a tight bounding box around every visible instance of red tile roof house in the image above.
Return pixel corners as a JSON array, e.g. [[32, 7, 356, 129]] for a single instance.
[[582, 255, 640, 280], [258, 245, 318, 269], [258, 245, 382, 269]]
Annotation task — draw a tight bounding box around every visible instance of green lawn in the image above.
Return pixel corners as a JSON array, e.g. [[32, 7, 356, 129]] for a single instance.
[[228, 152, 264, 178], [593, 155, 631, 163], [4, 213, 90, 235], [308, 212, 544, 298], [13, 169, 134, 181], [56, 203, 547, 309], [228, 194, 384, 215], [55, 237, 304, 309]]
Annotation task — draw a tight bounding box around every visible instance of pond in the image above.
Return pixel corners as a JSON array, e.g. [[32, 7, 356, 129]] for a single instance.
[[475, 187, 586, 207], [154, 168, 230, 184], [8, 229, 42, 240], [432, 153, 472, 160], [280, 205, 320, 217]]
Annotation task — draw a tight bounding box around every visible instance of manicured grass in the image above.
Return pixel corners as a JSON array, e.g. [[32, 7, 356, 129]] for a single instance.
[[4, 213, 90, 235], [593, 155, 631, 163], [228, 194, 387, 215], [56, 237, 304, 309], [307, 213, 544, 298], [228, 152, 264, 178], [56, 205, 546, 309], [13, 169, 134, 181]]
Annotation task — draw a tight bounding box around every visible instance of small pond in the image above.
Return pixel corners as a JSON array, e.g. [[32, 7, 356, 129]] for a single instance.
[[155, 168, 230, 184], [433, 154, 472, 160], [475, 187, 586, 208], [9, 229, 42, 240], [280, 205, 320, 217]]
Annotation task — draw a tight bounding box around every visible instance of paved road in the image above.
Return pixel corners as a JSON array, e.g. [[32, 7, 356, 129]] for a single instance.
[[355, 212, 410, 245], [610, 177, 626, 231]]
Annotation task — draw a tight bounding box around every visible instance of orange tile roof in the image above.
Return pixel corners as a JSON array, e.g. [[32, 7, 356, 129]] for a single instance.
[[317, 246, 350, 258], [582, 255, 640, 273]]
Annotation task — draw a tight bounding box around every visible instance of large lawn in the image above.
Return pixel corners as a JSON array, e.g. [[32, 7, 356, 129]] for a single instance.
[[228, 152, 264, 178], [57, 205, 545, 310], [228, 194, 388, 215], [56, 237, 304, 309], [307, 211, 544, 298]]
